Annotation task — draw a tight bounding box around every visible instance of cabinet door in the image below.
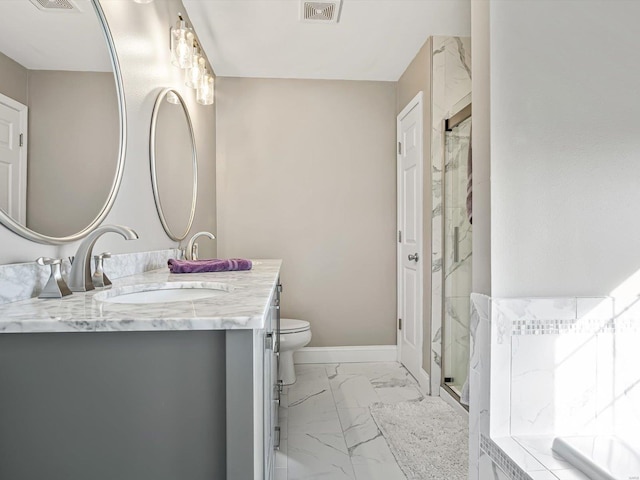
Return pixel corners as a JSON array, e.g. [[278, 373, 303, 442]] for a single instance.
[[263, 281, 283, 480], [272, 288, 281, 449], [263, 305, 274, 480]]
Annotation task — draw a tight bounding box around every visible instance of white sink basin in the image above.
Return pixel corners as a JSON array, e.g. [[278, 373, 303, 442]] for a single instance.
[[93, 282, 233, 305]]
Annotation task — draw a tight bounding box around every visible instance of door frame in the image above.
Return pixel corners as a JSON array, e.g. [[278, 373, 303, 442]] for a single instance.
[[396, 91, 424, 382], [0, 92, 28, 225]]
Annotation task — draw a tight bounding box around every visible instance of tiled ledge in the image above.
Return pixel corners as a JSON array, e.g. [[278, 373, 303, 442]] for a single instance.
[[493, 297, 640, 335], [481, 434, 589, 480], [0, 249, 181, 305]]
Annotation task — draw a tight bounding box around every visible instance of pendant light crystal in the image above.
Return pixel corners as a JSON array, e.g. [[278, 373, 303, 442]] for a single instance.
[[186, 54, 205, 89], [170, 18, 193, 69], [197, 73, 214, 105]]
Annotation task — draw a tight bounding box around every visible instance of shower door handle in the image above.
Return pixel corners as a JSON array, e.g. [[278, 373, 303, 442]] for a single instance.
[[408, 253, 419, 262], [453, 227, 460, 263]]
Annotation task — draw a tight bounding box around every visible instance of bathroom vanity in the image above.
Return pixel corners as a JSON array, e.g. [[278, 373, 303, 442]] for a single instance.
[[0, 260, 282, 480]]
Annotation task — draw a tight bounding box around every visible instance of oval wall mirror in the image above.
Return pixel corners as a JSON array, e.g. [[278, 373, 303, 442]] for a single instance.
[[150, 89, 197, 242], [0, 0, 126, 244]]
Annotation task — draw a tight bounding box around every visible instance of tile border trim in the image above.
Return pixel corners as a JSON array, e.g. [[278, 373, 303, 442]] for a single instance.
[[480, 434, 532, 480]]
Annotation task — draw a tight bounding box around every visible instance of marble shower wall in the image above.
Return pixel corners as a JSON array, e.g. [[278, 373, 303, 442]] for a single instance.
[[430, 36, 472, 395], [469, 294, 490, 480], [497, 296, 640, 439], [470, 295, 640, 479]]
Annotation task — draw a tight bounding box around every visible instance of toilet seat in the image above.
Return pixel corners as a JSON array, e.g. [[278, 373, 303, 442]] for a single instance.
[[280, 318, 310, 334]]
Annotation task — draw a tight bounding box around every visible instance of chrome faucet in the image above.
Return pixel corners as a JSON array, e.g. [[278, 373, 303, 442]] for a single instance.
[[185, 231, 215, 260], [68, 225, 138, 292]]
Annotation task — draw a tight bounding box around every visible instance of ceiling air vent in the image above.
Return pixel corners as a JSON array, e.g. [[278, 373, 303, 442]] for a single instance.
[[28, 0, 80, 12], [301, 0, 343, 24]]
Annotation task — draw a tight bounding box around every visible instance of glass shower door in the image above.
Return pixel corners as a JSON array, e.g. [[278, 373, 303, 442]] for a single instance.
[[442, 113, 472, 401]]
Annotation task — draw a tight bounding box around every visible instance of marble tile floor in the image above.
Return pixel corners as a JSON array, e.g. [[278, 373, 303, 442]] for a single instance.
[[276, 362, 428, 480]]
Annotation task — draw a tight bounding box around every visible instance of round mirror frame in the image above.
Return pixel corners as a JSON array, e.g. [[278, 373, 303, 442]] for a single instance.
[[0, 0, 127, 245], [149, 88, 198, 242]]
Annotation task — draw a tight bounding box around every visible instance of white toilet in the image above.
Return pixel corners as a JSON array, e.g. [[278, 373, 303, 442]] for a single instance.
[[279, 318, 311, 385]]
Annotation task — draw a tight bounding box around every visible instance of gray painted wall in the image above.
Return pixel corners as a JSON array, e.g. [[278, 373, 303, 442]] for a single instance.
[[216, 77, 397, 347], [26, 71, 119, 237], [0, 51, 27, 105], [0, 331, 226, 480]]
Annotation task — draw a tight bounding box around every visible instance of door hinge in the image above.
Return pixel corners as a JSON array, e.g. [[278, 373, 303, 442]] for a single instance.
[[19, 133, 23, 147], [398, 318, 402, 330], [398, 142, 402, 155], [398, 230, 402, 243]]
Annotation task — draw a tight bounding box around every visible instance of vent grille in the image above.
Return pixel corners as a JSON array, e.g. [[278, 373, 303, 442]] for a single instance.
[[301, 0, 342, 23], [28, 0, 78, 11]]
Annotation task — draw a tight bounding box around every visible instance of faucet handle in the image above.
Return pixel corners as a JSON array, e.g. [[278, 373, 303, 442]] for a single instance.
[[92, 252, 112, 288], [35, 257, 72, 299], [36, 257, 60, 267]]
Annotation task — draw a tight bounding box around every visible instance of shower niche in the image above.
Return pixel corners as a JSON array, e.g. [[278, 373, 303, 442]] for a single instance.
[[441, 105, 472, 402]]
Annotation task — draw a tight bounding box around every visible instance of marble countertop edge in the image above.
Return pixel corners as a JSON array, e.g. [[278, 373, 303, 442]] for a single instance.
[[0, 259, 281, 334]]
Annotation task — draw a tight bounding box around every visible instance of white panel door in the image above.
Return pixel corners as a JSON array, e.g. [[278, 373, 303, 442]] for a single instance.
[[0, 94, 27, 224], [397, 93, 423, 382]]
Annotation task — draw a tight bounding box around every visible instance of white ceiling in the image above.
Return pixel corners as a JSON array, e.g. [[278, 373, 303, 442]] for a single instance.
[[0, 0, 111, 72], [183, 0, 470, 81]]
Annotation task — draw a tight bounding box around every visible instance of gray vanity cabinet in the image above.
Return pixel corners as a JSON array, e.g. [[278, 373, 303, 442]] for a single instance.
[[0, 260, 284, 480], [226, 280, 281, 480]]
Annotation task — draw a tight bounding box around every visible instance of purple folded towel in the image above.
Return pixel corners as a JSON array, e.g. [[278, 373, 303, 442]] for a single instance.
[[168, 258, 253, 274]]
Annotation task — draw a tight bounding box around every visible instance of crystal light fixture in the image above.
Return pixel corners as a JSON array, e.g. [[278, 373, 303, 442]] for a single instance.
[[185, 49, 205, 89], [197, 72, 214, 106], [170, 16, 193, 69], [169, 14, 214, 106]]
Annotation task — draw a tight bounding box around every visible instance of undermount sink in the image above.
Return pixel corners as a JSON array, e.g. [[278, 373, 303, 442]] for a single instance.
[[93, 282, 233, 305]]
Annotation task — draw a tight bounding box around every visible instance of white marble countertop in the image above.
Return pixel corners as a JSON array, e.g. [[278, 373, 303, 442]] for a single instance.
[[0, 259, 281, 334]]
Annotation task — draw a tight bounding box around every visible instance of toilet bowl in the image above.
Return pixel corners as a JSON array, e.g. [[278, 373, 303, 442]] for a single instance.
[[279, 318, 311, 385]]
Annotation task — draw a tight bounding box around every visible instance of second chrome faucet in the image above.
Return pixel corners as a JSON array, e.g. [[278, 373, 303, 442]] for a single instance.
[[185, 231, 215, 261]]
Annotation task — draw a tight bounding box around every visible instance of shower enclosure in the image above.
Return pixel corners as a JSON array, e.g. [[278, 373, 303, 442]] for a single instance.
[[441, 105, 472, 402]]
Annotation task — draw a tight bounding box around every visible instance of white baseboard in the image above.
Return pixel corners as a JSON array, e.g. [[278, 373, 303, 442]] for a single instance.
[[439, 386, 469, 419], [294, 345, 398, 364], [417, 368, 431, 396]]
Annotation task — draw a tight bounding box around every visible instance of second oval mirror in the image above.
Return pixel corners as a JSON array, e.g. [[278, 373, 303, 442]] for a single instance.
[[150, 89, 197, 241]]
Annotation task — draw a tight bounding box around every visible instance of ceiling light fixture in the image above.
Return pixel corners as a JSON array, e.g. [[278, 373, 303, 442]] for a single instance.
[[197, 72, 214, 106], [170, 15, 194, 69], [185, 45, 205, 89], [169, 14, 215, 106]]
